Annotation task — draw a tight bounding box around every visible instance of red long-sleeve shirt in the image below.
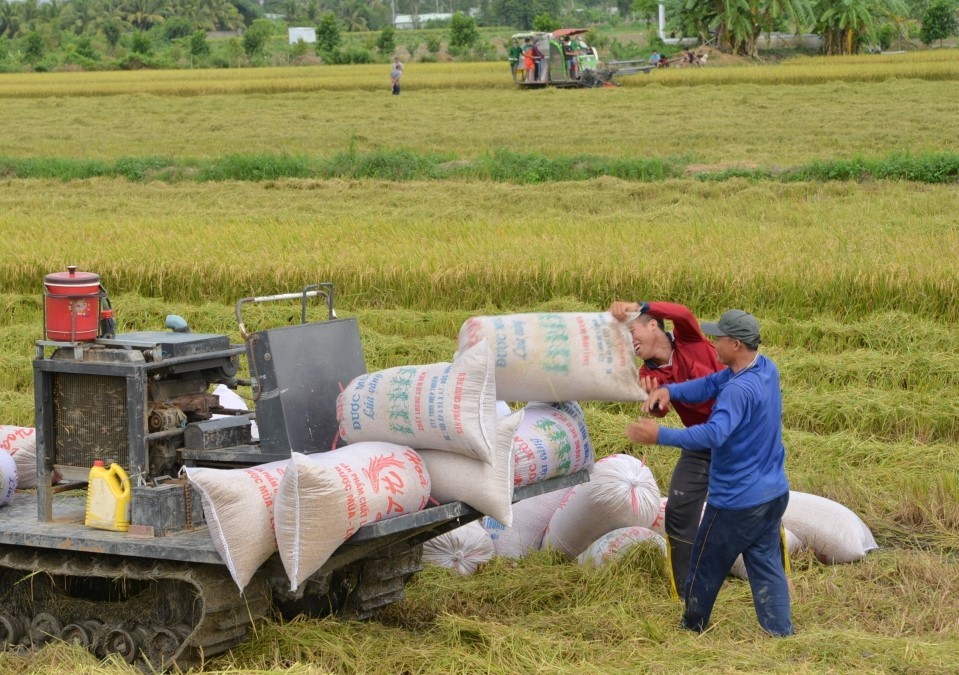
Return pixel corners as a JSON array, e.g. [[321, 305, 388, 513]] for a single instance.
[[639, 302, 724, 428]]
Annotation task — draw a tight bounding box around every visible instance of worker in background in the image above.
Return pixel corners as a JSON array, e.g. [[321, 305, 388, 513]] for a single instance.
[[522, 37, 535, 83], [609, 300, 723, 601], [648, 50, 661, 66], [562, 36, 579, 79], [626, 310, 793, 637], [509, 38, 522, 82], [390, 56, 403, 95], [530, 40, 545, 82]]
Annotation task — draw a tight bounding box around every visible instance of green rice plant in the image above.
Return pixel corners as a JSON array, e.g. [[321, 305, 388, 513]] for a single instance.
[[196, 153, 314, 181]]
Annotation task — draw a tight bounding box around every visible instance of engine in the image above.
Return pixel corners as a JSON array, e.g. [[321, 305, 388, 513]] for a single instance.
[[34, 331, 244, 484]]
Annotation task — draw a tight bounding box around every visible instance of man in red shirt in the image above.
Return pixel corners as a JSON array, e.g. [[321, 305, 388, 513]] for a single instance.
[[609, 300, 724, 599]]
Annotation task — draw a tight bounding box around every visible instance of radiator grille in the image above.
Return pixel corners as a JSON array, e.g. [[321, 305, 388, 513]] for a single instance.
[[53, 373, 129, 468]]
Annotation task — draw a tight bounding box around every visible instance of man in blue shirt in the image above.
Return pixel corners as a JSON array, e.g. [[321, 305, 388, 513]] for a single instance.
[[627, 309, 793, 637]]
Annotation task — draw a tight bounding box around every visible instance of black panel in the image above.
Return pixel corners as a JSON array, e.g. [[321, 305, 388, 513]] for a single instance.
[[248, 318, 366, 456]]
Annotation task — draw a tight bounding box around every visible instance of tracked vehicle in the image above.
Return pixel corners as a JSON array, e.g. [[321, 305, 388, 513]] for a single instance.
[[0, 279, 585, 670]]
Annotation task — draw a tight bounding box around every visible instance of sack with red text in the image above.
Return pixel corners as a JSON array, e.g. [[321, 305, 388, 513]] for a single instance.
[[275, 443, 431, 591], [482, 487, 569, 558], [577, 526, 667, 567], [542, 454, 660, 557], [182, 460, 289, 592], [731, 527, 803, 580], [419, 410, 521, 526], [513, 401, 593, 487], [456, 313, 646, 402], [0, 426, 36, 489], [423, 522, 496, 576], [1, 450, 17, 506], [336, 340, 497, 465], [782, 491, 878, 564], [649, 497, 668, 537]]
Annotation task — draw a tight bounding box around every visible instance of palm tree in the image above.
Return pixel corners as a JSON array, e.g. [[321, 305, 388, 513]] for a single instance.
[[282, 0, 301, 24], [339, 0, 368, 31], [0, 1, 21, 38], [121, 0, 166, 30], [60, 0, 101, 35], [813, 0, 907, 54]]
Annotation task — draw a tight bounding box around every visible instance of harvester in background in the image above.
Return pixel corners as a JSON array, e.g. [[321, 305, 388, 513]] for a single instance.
[[512, 28, 654, 89]]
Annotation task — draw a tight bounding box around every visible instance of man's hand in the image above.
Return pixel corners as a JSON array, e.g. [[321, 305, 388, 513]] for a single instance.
[[626, 419, 660, 445], [640, 376, 670, 418], [609, 301, 641, 322], [642, 385, 671, 416]]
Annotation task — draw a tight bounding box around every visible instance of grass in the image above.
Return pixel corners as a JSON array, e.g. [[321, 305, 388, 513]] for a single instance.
[[4, 149, 959, 184], [1, 79, 958, 165]]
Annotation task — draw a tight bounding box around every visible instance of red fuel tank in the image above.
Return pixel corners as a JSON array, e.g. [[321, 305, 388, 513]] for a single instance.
[[44, 266, 101, 342]]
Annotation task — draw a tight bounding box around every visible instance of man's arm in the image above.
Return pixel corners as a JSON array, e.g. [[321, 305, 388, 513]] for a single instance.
[[657, 383, 746, 451], [645, 301, 707, 342], [664, 369, 726, 404]]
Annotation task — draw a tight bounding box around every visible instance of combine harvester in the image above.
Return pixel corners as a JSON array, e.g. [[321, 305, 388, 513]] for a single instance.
[[0, 272, 585, 670], [513, 28, 654, 89]]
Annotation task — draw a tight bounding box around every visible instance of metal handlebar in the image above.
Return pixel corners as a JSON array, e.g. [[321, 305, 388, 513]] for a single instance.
[[235, 283, 336, 340]]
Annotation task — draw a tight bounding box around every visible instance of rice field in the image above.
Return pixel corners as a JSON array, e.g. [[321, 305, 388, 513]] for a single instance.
[[1, 54, 958, 673]]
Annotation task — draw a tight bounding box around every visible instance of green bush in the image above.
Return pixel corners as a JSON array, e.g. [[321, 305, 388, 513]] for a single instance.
[[243, 19, 274, 58], [874, 23, 899, 50], [163, 17, 194, 41], [130, 31, 153, 56], [376, 26, 396, 53], [23, 31, 44, 65], [315, 12, 342, 53], [323, 47, 374, 64], [449, 13, 479, 48]]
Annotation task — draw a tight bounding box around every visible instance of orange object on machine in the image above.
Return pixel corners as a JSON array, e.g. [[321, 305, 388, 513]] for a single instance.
[[43, 266, 102, 342]]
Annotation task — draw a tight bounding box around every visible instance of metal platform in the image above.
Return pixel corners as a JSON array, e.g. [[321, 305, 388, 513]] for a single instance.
[[0, 471, 588, 567]]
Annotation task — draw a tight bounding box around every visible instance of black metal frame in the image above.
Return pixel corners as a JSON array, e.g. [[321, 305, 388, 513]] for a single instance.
[[32, 340, 245, 522]]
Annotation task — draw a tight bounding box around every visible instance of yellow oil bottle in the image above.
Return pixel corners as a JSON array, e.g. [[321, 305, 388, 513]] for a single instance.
[[84, 459, 132, 532]]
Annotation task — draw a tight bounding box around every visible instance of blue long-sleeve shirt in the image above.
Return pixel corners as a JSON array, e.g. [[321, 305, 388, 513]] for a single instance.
[[658, 354, 789, 509]]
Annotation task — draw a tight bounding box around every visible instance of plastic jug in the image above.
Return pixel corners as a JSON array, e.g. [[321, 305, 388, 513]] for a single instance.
[[85, 460, 132, 532]]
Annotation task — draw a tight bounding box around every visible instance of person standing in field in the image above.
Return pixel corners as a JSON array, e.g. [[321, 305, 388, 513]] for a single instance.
[[609, 300, 723, 601], [626, 310, 793, 637], [509, 39, 523, 82], [390, 57, 403, 95]]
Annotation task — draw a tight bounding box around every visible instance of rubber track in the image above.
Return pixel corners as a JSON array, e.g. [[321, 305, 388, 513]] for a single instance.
[[0, 545, 270, 670]]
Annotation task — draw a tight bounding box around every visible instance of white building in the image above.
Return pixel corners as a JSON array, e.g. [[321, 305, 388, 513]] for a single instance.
[[288, 27, 317, 45], [393, 13, 454, 29]]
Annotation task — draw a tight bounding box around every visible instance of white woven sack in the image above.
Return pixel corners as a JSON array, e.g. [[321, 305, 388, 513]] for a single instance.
[[0, 450, 17, 506], [276, 444, 432, 592], [423, 522, 496, 576], [482, 487, 570, 558], [649, 497, 668, 537], [1, 426, 36, 489], [336, 340, 497, 465], [730, 528, 803, 580], [782, 491, 878, 564], [514, 401, 594, 488], [419, 410, 522, 526], [496, 401, 512, 417], [542, 454, 661, 557], [212, 384, 259, 441], [577, 526, 667, 567], [182, 460, 289, 592], [456, 313, 647, 402]]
